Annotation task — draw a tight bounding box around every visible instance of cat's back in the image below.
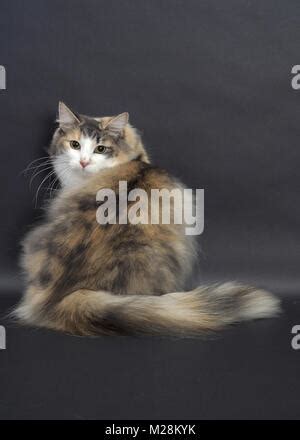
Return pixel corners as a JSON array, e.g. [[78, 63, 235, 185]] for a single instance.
[[48, 159, 180, 219], [22, 159, 195, 296]]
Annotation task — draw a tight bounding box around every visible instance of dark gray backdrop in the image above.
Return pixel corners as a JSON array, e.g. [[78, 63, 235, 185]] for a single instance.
[[0, 0, 300, 420], [1, 0, 299, 293]]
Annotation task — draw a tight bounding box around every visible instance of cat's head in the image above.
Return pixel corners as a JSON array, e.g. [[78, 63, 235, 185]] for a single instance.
[[49, 102, 149, 187]]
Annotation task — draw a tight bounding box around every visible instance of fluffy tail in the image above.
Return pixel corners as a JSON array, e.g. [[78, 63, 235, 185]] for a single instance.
[[18, 282, 281, 336]]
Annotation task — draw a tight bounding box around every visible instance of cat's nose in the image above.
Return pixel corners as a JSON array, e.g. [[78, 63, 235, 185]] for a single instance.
[[80, 159, 90, 168]]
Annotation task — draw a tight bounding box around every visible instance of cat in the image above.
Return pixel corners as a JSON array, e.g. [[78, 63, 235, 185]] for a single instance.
[[14, 102, 281, 336]]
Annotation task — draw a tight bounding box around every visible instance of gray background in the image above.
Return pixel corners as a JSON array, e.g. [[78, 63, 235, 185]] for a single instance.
[[0, 0, 299, 420], [0, 0, 299, 293]]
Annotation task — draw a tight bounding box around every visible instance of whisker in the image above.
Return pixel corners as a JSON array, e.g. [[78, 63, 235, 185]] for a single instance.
[[49, 167, 71, 198], [24, 160, 54, 174], [22, 156, 69, 177], [20, 156, 52, 175], [28, 159, 70, 186], [49, 176, 60, 198], [22, 155, 72, 205], [45, 173, 61, 198], [30, 165, 54, 187], [34, 169, 57, 207], [49, 167, 70, 196]]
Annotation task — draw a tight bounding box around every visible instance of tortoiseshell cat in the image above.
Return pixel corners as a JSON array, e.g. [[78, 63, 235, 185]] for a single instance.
[[14, 102, 280, 335]]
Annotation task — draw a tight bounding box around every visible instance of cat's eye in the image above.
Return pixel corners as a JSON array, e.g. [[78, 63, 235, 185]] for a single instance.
[[70, 140, 80, 150], [94, 145, 107, 154]]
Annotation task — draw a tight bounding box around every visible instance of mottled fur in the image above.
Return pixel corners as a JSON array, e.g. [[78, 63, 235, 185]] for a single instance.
[[14, 104, 281, 336]]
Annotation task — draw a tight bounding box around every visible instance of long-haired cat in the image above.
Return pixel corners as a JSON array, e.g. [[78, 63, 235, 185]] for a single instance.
[[14, 102, 280, 336]]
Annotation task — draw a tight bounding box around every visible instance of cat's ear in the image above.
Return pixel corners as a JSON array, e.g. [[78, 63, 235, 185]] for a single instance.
[[102, 112, 129, 136], [57, 101, 80, 126]]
